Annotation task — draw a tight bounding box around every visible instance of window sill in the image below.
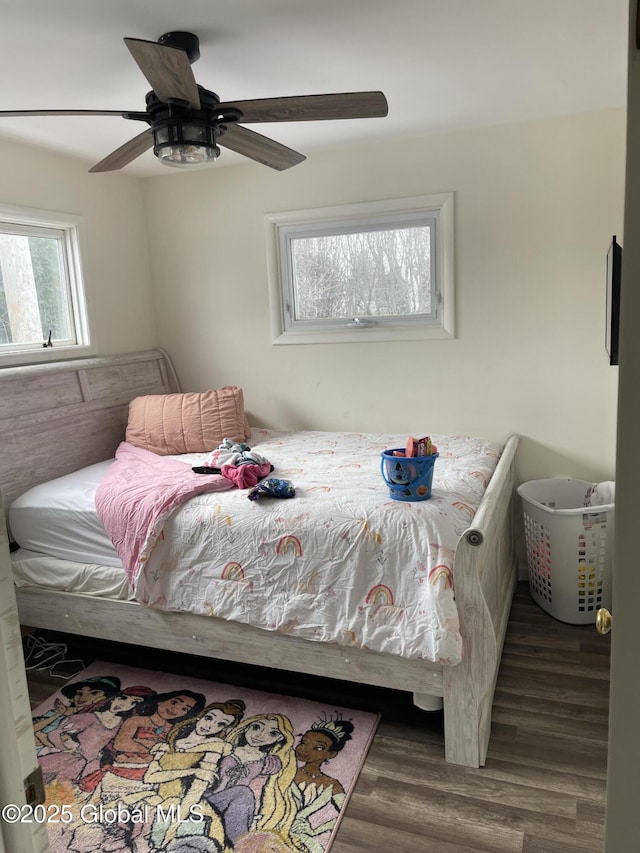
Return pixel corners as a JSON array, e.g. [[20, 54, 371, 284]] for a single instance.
[[272, 324, 455, 346], [0, 344, 96, 369]]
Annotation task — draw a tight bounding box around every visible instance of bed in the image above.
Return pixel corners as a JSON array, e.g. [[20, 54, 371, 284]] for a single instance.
[[0, 349, 519, 768]]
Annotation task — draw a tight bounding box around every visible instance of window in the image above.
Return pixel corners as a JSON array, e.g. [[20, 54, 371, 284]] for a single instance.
[[266, 193, 454, 344], [0, 204, 90, 364]]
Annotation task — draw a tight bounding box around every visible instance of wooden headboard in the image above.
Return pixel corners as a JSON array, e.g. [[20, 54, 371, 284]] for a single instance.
[[0, 349, 180, 527]]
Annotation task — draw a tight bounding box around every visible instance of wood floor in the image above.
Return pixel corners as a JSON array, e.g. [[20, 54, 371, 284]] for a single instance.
[[25, 582, 610, 853]]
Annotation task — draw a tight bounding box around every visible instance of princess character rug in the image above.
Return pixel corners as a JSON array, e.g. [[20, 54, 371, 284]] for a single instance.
[[32, 662, 379, 853]]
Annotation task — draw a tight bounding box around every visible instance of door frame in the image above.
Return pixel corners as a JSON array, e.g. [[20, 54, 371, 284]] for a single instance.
[[604, 1, 640, 848], [0, 495, 48, 853]]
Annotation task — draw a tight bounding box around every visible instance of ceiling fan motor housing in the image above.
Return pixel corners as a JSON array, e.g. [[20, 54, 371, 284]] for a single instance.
[[157, 31, 200, 64]]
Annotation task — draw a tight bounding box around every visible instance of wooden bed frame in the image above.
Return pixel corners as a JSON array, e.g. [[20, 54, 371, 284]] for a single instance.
[[0, 349, 519, 768]]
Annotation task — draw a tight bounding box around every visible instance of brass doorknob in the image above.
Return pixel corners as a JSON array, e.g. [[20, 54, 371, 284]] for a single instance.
[[596, 608, 612, 635]]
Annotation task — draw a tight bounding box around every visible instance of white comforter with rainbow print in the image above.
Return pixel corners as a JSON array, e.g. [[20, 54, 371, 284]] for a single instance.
[[134, 429, 502, 664]]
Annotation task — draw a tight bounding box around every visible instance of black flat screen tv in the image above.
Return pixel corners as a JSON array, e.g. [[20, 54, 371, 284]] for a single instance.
[[605, 235, 622, 366]]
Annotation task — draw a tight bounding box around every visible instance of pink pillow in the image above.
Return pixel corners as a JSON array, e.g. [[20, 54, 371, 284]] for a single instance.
[[125, 387, 250, 455]]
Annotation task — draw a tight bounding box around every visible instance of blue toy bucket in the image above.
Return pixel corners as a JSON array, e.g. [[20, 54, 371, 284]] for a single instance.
[[380, 449, 438, 501]]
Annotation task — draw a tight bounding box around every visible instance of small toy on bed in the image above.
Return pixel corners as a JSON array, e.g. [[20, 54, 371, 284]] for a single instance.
[[405, 435, 438, 457], [381, 436, 439, 502], [247, 478, 296, 501], [391, 436, 438, 457]]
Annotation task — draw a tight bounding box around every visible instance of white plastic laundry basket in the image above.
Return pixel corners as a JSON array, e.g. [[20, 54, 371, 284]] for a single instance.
[[517, 478, 614, 625]]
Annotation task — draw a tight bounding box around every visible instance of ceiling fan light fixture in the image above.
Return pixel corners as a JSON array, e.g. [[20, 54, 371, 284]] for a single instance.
[[156, 142, 219, 168], [153, 120, 220, 168]]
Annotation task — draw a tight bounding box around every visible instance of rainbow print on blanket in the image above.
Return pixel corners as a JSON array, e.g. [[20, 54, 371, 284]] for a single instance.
[[32, 662, 379, 853]]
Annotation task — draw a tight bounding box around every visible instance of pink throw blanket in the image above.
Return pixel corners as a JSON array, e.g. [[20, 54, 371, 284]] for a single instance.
[[95, 442, 233, 586]]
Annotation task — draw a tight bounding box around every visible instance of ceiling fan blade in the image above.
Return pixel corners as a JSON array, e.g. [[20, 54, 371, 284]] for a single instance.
[[89, 129, 154, 173], [218, 124, 305, 171], [216, 92, 388, 124], [124, 37, 201, 110], [0, 109, 138, 118]]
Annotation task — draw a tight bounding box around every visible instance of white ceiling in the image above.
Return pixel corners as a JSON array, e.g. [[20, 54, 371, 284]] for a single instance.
[[0, 0, 629, 177]]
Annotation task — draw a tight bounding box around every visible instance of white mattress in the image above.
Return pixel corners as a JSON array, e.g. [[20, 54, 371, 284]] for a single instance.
[[9, 460, 122, 567], [12, 548, 132, 599]]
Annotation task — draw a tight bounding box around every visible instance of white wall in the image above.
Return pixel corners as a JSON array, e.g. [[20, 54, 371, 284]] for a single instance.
[[0, 112, 619, 485], [0, 137, 157, 356], [142, 108, 624, 483]]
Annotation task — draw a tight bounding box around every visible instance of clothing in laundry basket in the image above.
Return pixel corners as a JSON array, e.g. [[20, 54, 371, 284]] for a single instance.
[[583, 481, 615, 507]]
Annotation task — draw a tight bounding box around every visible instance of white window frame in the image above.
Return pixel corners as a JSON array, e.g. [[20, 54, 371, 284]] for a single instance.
[[0, 203, 92, 366], [265, 193, 454, 345]]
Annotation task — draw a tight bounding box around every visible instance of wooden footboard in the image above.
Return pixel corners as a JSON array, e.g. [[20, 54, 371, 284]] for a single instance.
[[443, 434, 519, 766]]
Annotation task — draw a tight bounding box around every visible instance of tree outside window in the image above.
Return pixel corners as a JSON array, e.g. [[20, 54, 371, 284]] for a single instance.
[[0, 207, 89, 362]]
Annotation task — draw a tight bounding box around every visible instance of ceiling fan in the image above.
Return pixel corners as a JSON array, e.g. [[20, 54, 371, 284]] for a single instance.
[[0, 31, 388, 173]]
